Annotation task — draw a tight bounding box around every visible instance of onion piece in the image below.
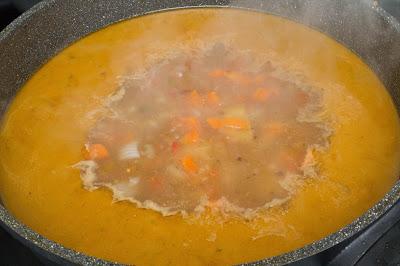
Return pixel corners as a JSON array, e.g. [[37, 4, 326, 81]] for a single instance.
[[119, 142, 140, 160]]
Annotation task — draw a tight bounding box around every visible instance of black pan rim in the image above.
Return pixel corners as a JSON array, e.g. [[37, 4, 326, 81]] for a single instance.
[[0, 1, 399, 265]]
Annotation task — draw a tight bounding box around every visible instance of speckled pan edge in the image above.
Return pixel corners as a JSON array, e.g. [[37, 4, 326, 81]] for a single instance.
[[0, 1, 399, 265]]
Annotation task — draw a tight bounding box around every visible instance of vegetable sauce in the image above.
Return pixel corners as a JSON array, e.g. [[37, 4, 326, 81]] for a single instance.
[[0, 8, 399, 265]]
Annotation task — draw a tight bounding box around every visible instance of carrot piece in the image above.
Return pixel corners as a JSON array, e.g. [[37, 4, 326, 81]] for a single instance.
[[207, 91, 220, 105], [181, 155, 198, 174], [209, 69, 226, 78], [253, 88, 272, 102], [189, 90, 202, 106], [207, 117, 223, 129], [222, 118, 250, 130], [87, 144, 109, 159], [183, 130, 199, 144]]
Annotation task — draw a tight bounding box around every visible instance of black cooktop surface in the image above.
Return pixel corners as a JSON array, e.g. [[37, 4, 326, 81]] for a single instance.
[[0, 0, 400, 265]]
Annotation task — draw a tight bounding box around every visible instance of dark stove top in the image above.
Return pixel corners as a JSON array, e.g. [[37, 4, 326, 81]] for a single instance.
[[0, 0, 400, 265]]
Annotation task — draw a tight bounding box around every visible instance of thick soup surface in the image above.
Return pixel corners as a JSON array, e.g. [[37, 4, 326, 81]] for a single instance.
[[0, 9, 399, 265]]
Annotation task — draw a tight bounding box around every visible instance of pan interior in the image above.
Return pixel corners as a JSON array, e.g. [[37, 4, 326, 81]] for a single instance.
[[0, 1, 397, 262]]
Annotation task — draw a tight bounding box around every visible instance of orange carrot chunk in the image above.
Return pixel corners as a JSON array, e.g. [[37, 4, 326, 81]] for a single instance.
[[222, 118, 250, 130], [181, 155, 198, 174], [207, 117, 223, 129], [87, 144, 109, 159]]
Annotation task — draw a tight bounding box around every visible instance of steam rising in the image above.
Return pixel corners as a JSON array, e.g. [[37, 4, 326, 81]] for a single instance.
[[67, 2, 392, 219]]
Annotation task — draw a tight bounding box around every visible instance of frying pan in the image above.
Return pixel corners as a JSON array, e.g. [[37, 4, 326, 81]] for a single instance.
[[0, 0, 400, 265]]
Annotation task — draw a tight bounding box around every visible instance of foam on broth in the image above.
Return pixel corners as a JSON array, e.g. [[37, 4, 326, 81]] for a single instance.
[[74, 42, 331, 217], [0, 8, 399, 265]]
